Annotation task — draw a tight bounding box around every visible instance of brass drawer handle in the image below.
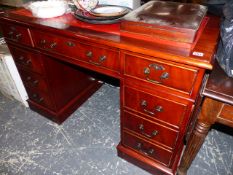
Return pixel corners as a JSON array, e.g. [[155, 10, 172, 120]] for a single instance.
[[144, 63, 168, 84], [25, 59, 32, 65], [40, 39, 46, 44], [33, 80, 39, 85], [50, 42, 57, 49], [15, 33, 22, 40], [18, 56, 24, 61], [26, 76, 39, 86], [141, 100, 163, 115], [136, 142, 155, 156], [18, 56, 31, 65], [149, 63, 164, 71], [66, 41, 75, 47], [88, 55, 106, 66], [160, 72, 169, 80], [99, 55, 106, 62], [86, 51, 93, 58], [139, 124, 159, 138], [40, 39, 47, 49], [32, 93, 44, 103]]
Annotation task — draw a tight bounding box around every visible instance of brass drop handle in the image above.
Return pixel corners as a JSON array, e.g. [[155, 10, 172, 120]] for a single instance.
[[32, 93, 44, 103], [136, 142, 155, 156], [33, 80, 39, 85], [155, 106, 163, 112], [141, 100, 155, 115], [144, 63, 168, 84], [25, 59, 32, 65], [66, 41, 75, 47], [86, 51, 93, 58], [141, 100, 163, 115], [160, 72, 169, 80], [88, 55, 107, 66], [15, 33, 22, 40], [18, 56, 24, 61], [40, 39, 46, 44], [99, 55, 106, 62], [26, 76, 39, 86], [139, 124, 159, 138], [50, 42, 57, 49]]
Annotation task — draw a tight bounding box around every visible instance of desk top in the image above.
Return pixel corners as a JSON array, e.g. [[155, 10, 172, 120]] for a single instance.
[[204, 62, 233, 105], [1, 8, 220, 69]]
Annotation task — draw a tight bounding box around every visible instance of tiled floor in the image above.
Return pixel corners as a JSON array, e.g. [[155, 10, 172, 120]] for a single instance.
[[0, 84, 232, 175]]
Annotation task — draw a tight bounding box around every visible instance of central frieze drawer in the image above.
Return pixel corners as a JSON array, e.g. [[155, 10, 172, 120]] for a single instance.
[[124, 86, 188, 128], [1, 23, 33, 46], [124, 53, 199, 93], [8, 46, 44, 74], [122, 131, 173, 166], [123, 111, 179, 149], [31, 30, 120, 72]]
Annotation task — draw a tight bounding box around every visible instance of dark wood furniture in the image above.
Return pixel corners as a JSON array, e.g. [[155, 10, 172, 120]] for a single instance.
[[178, 62, 233, 175], [0, 8, 220, 175]]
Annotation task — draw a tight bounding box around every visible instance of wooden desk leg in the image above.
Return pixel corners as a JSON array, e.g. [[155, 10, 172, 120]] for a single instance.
[[177, 98, 223, 175]]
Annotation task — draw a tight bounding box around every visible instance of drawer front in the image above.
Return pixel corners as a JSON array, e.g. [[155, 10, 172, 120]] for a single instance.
[[122, 131, 173, 166], [124, 53, 198, 93], [18, 69, 48, 92], [123, 111, 179, 149], [1, 23, 32, 46], [124, 86, 187, 128], [32, 31, 120, 72], [8, 46, 44, 74], [27, 88, 55, 110]]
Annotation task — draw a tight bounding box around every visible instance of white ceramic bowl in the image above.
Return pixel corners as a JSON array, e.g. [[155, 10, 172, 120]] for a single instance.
[[28, 1, 68, 18]]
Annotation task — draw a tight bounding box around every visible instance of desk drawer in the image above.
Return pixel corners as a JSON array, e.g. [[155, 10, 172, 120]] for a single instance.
[[8, 46, 44, 74], [218, 104, 233, 127], [124, 86, 187, 128], [32, 30, 120, 72], [124, 53, 198, 93], [18, 69, 48, 92], [1, 23, 33, 46], [122, 131, 173, 166], [27, 88, 55, 110], [123, 111, 179, 149]]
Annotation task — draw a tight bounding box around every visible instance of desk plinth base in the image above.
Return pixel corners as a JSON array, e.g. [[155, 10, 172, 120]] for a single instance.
[[28, 81, 102, 124], [117, 143, 176, 175]]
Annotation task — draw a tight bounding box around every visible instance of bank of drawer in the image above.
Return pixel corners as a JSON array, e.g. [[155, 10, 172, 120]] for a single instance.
[[122, 131, 173, 166], [27, 88, 55, 110], [32, 31, 120, 72], [124, 53, 198, 93], [123, 111, 178, 149], [8, 46, 44, 74], [124, 86, 187, 128], [1, 23, 32, 46], [18, 69, 48, 92]]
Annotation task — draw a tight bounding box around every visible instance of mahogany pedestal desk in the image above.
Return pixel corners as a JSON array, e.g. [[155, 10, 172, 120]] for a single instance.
[[178, 62, 233, 175], [0, 9, 220, 175]]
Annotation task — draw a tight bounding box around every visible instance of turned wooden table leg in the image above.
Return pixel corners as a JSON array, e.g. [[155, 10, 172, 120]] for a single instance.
[[177, 98, 223, 175]]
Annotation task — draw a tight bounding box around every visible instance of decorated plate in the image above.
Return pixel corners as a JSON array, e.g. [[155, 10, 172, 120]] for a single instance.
[[73, 0, 98, 11], [90, 5, 128, 17]]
